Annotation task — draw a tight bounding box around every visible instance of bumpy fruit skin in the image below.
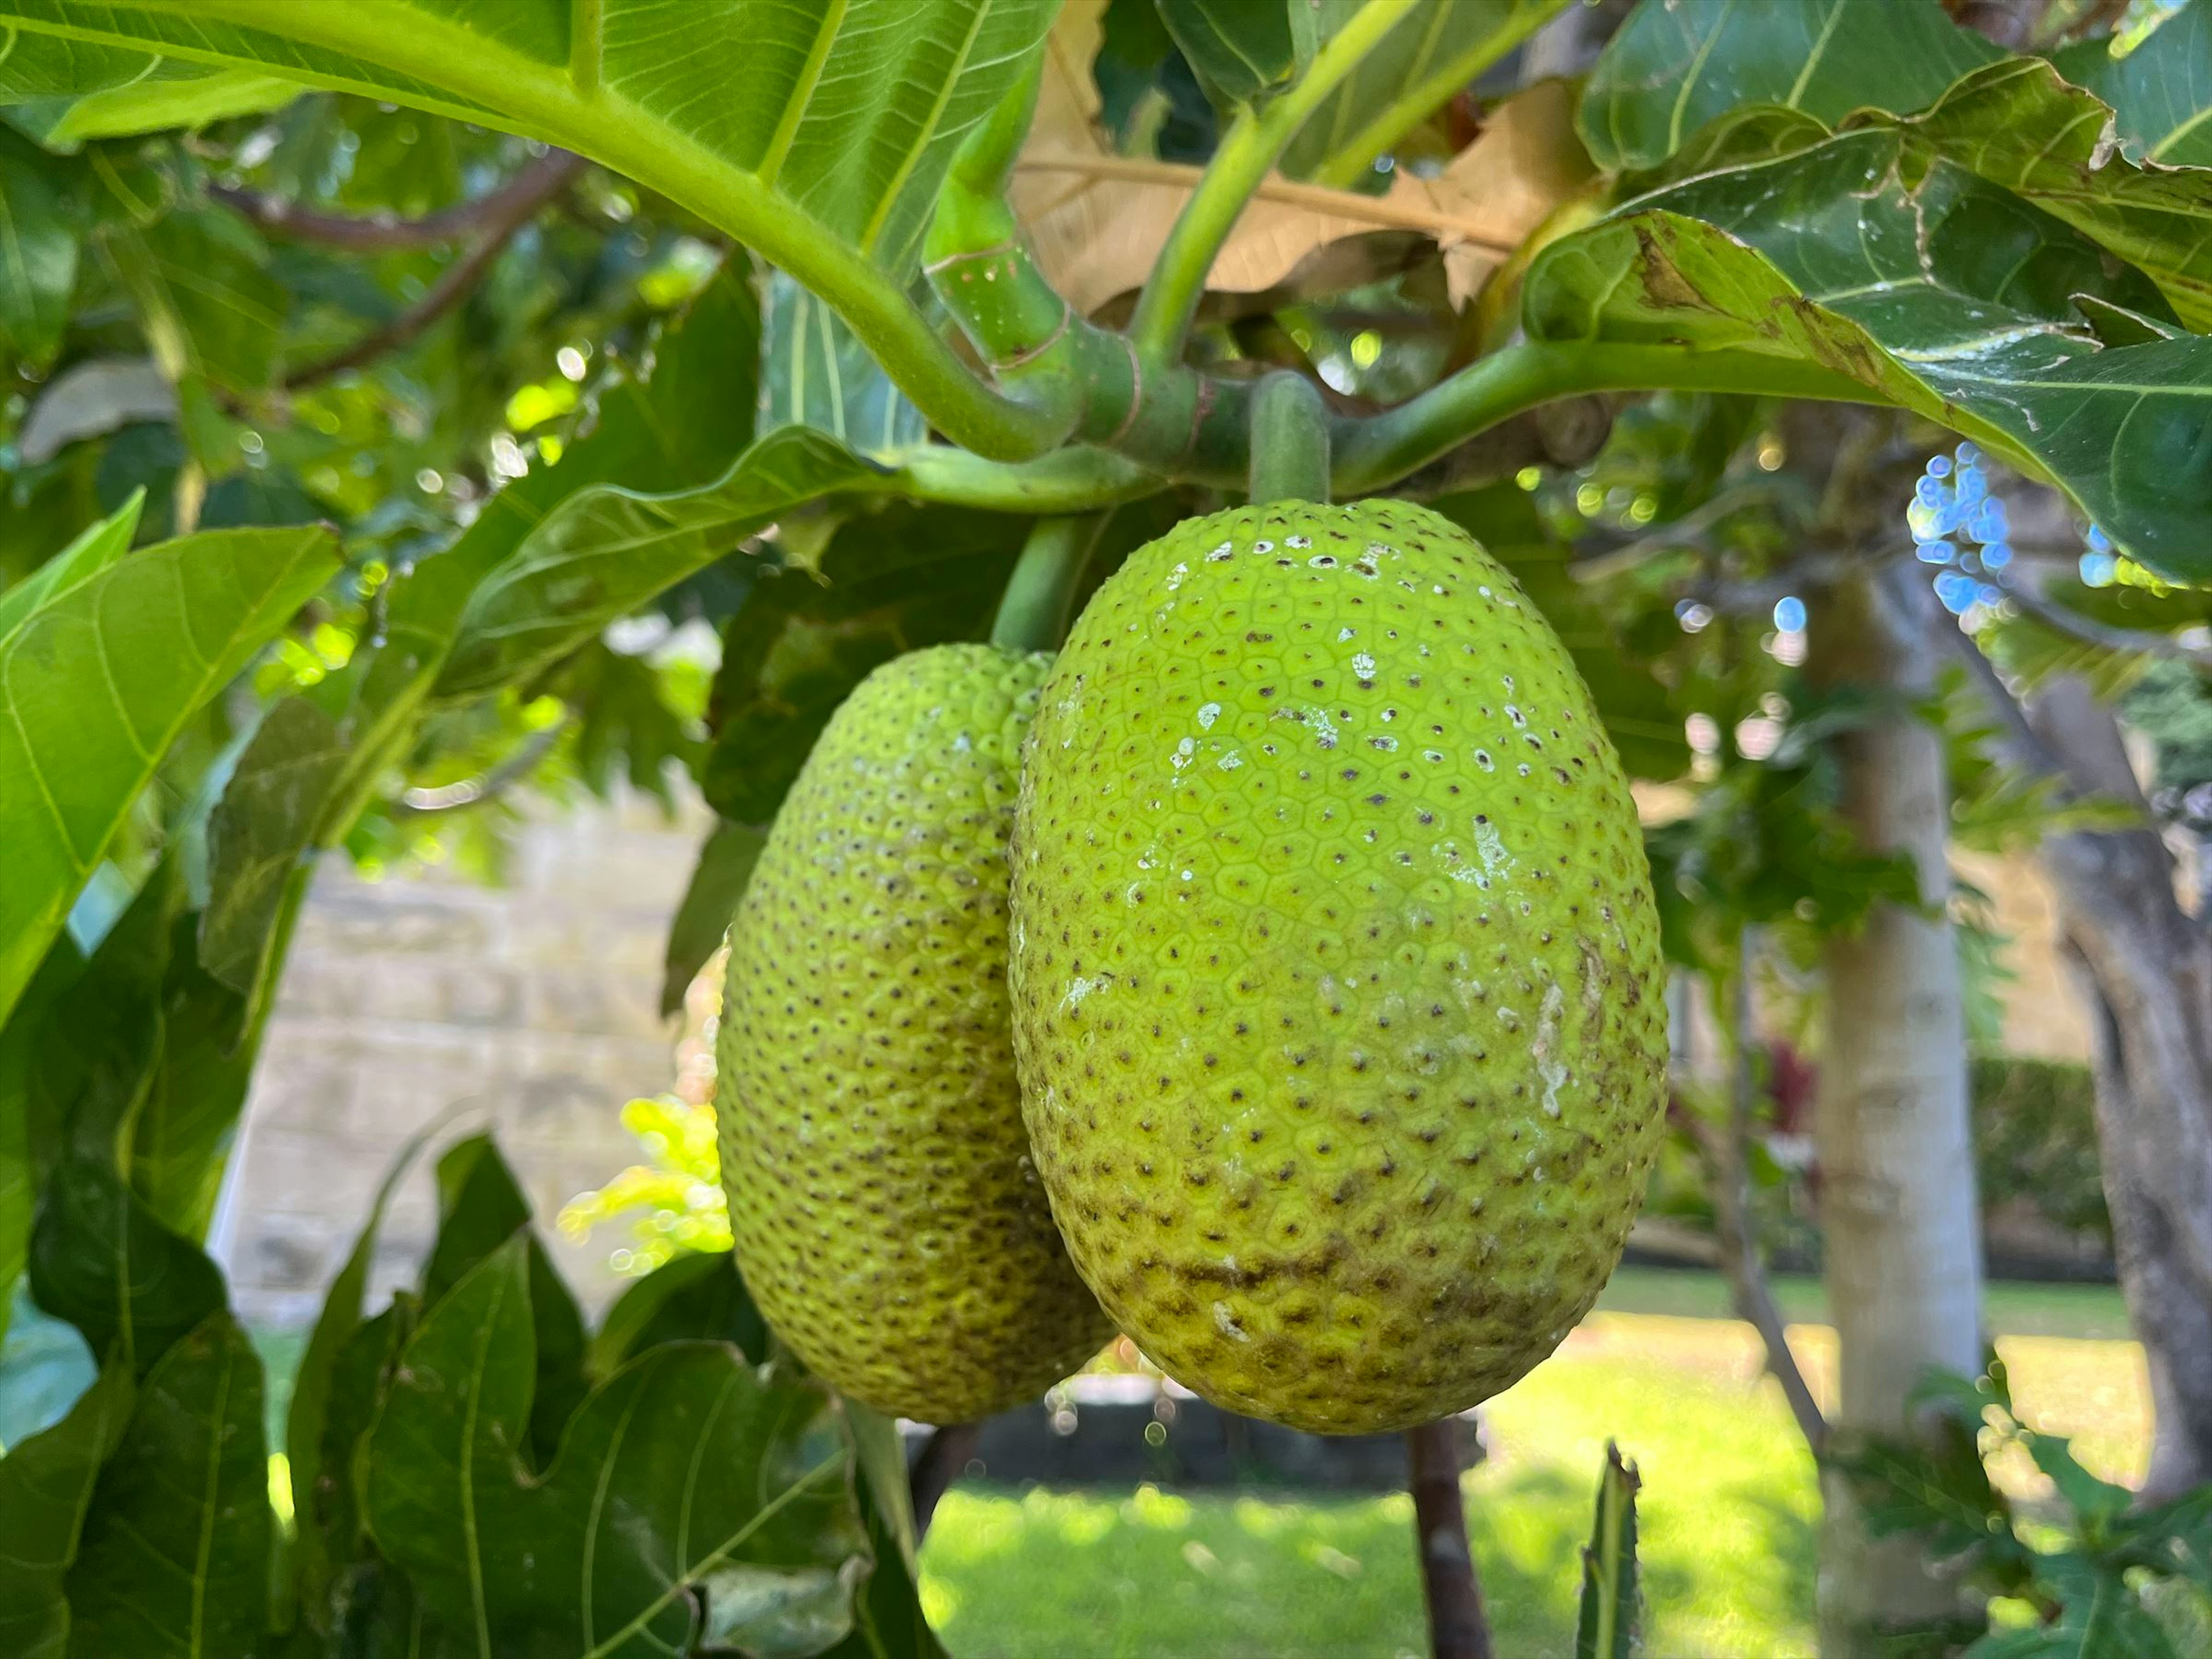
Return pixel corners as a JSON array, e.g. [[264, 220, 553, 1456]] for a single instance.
[[1010, 501, 1669, 1434], [717, 644, 1113, 1423]]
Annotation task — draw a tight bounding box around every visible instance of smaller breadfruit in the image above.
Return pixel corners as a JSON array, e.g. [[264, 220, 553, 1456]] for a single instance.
[[717, 644, 1113, 1423], [1009, 499, 1670, 1434]]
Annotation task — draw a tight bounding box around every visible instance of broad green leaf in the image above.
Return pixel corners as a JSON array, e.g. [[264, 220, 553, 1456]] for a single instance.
[[1574, 1442, 1641, 1659], [334, 267, 763, 827], [283, 1124, 441, 1631], [198, 697, 346, 999], [434, 424, 887, 700], [0, 0, 1057, 448], [1282, 0, 1566, 185], [0, 127, 76, 362], [588, 1248, 766, 1381], [1579, 0, 2000, 171], [1158, 0, 1315, 109], [0, 1364, 131, 1659], [700, 498, 1028, 823], [364, 1237, 865, 1658], [0, 24, 298, 147], [27, 1158, 226, 1375], [0, 488, 142, 642], [1429, 483, 1688, 781], [761, 268, 927, 460], [2053, 0, 2212, 166], [659, 817, 766, 1017], [310, 1295, 416, 1620], [1891, 58, 2212, 333], [0, 521, 339, 1027], [64, 1314, 270, 1659], [1527, 139, 2212, 580], [422, 1134, 588, 1469], [101, 206, 286, 393]]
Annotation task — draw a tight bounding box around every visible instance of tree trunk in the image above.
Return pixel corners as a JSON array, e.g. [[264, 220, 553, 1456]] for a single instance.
[[2028, 679, 2212, 1499], [1807, 563, 1986, 1652]]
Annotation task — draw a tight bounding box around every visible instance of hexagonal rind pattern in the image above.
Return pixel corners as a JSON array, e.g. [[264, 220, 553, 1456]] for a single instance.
[[1010, 502, 1669, 1434], [718, 644, 1113, 1423]]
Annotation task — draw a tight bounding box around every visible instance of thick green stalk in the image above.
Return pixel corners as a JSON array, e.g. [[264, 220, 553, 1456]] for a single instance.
[[1306, 0, 1565, 190], [1330, 342, 1873, 493], [991, 517, 1098, 652], [1248, 373, 1331, 504], [891, 444, 1165, 514], [1127, 0, 1426, 367]]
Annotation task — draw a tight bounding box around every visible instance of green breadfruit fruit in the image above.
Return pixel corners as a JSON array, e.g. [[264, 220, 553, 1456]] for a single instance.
[[1009, 500, 1669, 1435], [717, 643, 1113, 1423]]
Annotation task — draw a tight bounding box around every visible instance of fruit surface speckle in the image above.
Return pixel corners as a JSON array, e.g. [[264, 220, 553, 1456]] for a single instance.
[[1009, 500, 1668, 1434], [719, 643, 1113, 1423]]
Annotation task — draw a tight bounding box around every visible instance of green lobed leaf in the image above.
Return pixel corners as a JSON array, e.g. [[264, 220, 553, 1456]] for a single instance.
[[0, 1364, 131, 1659], [63, 1313, 270, 1659], [700, 498, 1029, 823], [1895, 57, 2212, 333], [1157, 0, 1316, 111], [363, 1236, 866, 1658], [1280, 0, 1567, 184], [658, 818, 766, 1018], [422, 1134, 588, 1470], [0, 126, 77, 362], [197, 697, 346, 1000], [1526, 138, 2212, 581], [588, 1248, 767, 1381], [433, 424, 887, 701], [0, 487, 142, 642], [27, 1157, 226, 1376], [0, 520, 339, 1027], [0, 25, 300, 148], [2053, 0, 2212, 167], [1578, 0, 2000, 172], [760, 268, 927, 460], [0, 1, 1056, 274], [284, 1123, 441, 1631]]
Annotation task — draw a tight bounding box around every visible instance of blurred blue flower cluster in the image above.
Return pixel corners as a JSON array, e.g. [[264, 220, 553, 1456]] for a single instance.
[[1907, 442, 2116, 611]]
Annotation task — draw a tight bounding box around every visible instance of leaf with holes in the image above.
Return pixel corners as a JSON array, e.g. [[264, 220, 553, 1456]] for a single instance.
[[2054, 0, 2212, 166]]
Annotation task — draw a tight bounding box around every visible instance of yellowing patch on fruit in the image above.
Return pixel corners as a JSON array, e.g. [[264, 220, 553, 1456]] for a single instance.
[[718, 644, 1112, 1423], [1010, 501, 1669, 1434]]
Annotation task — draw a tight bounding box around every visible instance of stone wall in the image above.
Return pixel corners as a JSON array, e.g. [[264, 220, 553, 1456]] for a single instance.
[[211, 789, 706, 1325]]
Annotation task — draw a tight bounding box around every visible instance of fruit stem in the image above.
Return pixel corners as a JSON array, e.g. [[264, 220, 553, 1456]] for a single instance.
[[1406, 1418, 1495, 1659], [1248, 372, 1332, 505], [991, 516, 1098, 652]]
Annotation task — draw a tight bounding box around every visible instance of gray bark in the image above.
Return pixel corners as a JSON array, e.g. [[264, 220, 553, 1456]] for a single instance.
[[2027, 680, 2212, 1499], [1808, 562, 1986, 1652]]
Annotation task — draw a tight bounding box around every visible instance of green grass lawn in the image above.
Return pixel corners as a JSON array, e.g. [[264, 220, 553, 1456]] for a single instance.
[[918, 1281, 2149, 1659]]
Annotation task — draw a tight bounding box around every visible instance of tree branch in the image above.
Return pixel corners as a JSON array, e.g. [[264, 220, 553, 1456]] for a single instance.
[[908, 1421, 982, 1540], [1695, 931, 1830, 1455], [286, 151, 589, 388], [1405, 1419, 1493, 1659], [1999, 573, 2212, 672], [395, 715, 569, 815], [214, 147, 585, 252]]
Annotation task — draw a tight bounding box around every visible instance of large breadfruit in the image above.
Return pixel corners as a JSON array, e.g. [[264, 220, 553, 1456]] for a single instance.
[[1009, 500, 1669, 1434], [717, 643, 1112, 1423]]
